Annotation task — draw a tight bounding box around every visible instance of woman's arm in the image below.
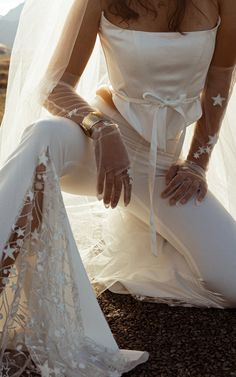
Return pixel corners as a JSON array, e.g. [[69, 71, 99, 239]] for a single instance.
[[161, 1, 236, 205], [186, 0, 236, 170], [43, 0, 105, 135], [43, 0, 133, 209]]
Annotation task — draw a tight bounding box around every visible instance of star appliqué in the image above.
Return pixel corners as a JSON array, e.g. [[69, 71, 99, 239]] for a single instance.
[[3, 245, 16, 261], [31, 229, 39, 240], [193, 152, 200, 159], [66, 108, 80, 118], [38, 360, 51, 377], [38, 153, 48, 166], [15, 228, 25, 237], [205, 145, 212, 154], [208, 134, 218, 146], [211, 93, 226, 107]]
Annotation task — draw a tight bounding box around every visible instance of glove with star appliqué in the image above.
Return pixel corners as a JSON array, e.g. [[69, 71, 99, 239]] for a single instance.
[[161, 65, 236, 206]]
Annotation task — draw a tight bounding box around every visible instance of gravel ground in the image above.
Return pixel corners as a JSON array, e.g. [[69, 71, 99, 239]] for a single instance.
[[98, 290, 236, 377]]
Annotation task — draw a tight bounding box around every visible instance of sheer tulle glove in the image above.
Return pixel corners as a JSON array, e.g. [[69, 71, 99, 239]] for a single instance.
[[161, 159, 207, 206], [161, 65, 236, 207], [43, 72, 133, 209], [91, 123, 133, 209]]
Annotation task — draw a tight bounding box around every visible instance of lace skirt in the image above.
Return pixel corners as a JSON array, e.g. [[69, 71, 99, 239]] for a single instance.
[[0, 115, 148, 376]]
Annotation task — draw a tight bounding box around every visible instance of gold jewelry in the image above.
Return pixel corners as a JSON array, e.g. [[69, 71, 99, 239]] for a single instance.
[[80, 111, 112, 137]]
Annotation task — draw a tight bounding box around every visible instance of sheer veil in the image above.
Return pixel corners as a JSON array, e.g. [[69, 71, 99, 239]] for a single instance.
[[0, 0, 103, 166], [0, 0, 236, 294]]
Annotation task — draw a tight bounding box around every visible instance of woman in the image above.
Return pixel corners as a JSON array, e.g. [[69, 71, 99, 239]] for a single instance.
[[0, 0, 236, 375]]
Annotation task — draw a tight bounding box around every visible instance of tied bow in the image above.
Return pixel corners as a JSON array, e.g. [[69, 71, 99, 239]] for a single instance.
[[143, 92, 188, 107]]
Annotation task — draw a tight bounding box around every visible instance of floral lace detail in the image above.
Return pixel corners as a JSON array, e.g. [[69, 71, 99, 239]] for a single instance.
[[0, 147, 141, 376]]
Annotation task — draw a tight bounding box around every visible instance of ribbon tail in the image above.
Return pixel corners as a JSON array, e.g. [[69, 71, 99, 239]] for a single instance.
[[156, 107, 168, 152], [148, 110, 165, 257]]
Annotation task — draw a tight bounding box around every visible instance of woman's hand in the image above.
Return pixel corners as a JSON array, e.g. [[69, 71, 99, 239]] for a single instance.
[[160, 160, 208, 206], [91, 122, 133, 209]]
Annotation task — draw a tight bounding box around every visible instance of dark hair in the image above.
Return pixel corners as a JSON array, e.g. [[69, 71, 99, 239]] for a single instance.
[[108, 0, 207, 35]]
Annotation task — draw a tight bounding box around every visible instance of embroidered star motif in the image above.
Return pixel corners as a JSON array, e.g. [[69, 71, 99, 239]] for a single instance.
[[211, 93, 226, 107], [67, 108, 80, 118], [16, 343, 24, 351], [27, 190, 34, 201], [193, 152, 200, 159], [0, 365, 11, 377], [16, 238, 24, 247], [198, 146, 206, 154], [15, 228, 25, 237], [31, 229, 39, 240], [9, 266, 17, 275], [38, 360, 51, 377], [207, 134, 218, 146], [205, 145, 212, 154], [3, 245, 16, 261], [38, 153, 48, 166]]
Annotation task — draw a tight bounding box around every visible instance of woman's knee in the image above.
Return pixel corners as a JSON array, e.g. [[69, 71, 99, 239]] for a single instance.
[[201, 263, 236, 308], [21, 116, 96, 177], [20, 117, 72, 174], [22, 116, 80, 145]]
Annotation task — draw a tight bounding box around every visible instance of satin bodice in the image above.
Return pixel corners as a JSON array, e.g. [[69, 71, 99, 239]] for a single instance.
[[98, 12, 221, 257], [99, 12, 221, 149]]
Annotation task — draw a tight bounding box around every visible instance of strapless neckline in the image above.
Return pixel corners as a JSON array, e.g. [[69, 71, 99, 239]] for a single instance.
[[100, 11, 221, 36]]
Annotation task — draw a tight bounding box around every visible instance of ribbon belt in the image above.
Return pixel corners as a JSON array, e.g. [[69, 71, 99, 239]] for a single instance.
[[114, 90, 201, 257]]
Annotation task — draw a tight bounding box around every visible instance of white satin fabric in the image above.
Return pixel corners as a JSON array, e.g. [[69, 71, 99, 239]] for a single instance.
[[60, 12, 236, 309], [98, 12, 222, 257]]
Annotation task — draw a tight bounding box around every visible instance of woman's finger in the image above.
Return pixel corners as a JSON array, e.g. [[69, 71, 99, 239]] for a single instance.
[[196, 181, 208, 202], [103, 171, 115, 206], [178, 180, 201, 204], [161, 175, 183, 197], [165, 164, 180, 185], [110, 175, 123, 208], [122, 175, 132, 207], [168, 180, 193, 205], [97, 168, 105, 196]]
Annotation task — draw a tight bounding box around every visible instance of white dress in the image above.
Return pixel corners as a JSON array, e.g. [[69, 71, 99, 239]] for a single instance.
[[0, 8, 235, 376], [63, 12, 236, 309]]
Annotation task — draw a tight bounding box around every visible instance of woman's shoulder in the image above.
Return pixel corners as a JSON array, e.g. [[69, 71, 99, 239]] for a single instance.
[[209, 0, 236, 67], [218, 0, 236, 29]]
